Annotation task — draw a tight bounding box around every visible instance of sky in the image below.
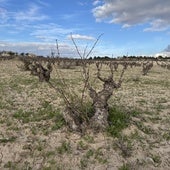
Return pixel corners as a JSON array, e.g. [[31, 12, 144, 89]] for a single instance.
[[1, 0, 170, 57]]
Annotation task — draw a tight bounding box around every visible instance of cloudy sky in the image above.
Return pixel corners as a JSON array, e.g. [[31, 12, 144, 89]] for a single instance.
[[0, 0, 170, 57]]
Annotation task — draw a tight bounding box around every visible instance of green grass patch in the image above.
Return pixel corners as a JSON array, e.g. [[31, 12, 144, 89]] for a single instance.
[[13, 101, 65, 128], [9, 75, 39, 91], [118, 163, 131, 170], [56, 141, 71, 154], [0, 101, 6, 109], [142, 79, 170, 88], [162, 132, 170, 141], [0, 136, 16, 143], [107, 106, 141, 137]]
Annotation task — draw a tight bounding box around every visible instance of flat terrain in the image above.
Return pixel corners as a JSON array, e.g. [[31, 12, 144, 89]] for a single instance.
[[0, 59, 170, 170]]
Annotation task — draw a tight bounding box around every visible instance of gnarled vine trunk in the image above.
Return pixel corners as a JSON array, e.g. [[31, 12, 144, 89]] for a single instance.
[[61, 62, 126, 133], [30, 61, 52, 82], [88, 73, 122, 131], [48, 36, 126, 133]]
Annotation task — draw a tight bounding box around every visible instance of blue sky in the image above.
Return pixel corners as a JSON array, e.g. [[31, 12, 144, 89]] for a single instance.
[[0, 0, 170, 57]]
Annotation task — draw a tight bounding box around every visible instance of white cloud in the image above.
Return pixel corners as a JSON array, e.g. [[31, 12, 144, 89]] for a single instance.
[[78, 1, 87, 6], [93, 0, 101, 6], [154, 52, 170, 57], [0, 41, 77, 57], [0, 33, 98, 57], [67, 34, 95, 40], [0, 2, 48, 24], [14, 4, 48, 22], [59, 13, 78, 20], [0, 7, 8, 23], [30, 23, 76, 42], [92, 0, 170, 31], [144, 19, 170, 32]]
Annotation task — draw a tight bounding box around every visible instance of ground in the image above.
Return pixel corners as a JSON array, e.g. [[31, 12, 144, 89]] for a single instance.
[[0, 59, 170, 170]]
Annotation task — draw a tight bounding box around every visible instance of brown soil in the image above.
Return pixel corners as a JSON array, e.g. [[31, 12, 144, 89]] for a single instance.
[[0, 59, 169, 170]]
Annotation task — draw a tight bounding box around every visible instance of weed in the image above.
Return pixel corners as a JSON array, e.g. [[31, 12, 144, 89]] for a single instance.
[[85, 149, 94, 159], [77, 140, 88, 150], [77, 101, 94, 121], [83, 135, 94, 143], [80, 147, 107, 169], [43, 167, 52, 170], [51, 120, 64, 131], [107, 106, 144, 137], [11, 76, 38, 89], [114, 136, 132, 158], [30, 126, 37, 135], [56, 141, 71, 154], [45, 151, 56, 158], [0, 136, 16, 143], [13, 102, 64, 127], [4, 161, 17, 169], [13, 109, 34, 123], [134, 121, 153, 134], [118, 163, 131, 170], [155, 104, 166, 112], [107, 106, 131, 137], [148, 115, 162, 123], [94, 147, 107, 164], [80, 149, 94, 169], [80, 157, 88, 169], [162, 132, 170, 141], [0, 101, 6, 109]]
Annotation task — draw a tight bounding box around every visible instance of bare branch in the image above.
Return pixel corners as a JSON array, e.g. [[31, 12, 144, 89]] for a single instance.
[[70, 33, 83, 58], [83, 44, 88, 59], [80, 67, 90, 105], [70, 33, 103, 59], [56, 39, 60, 57], [116, 65, 126, 87], [85, 33, 103, 59]]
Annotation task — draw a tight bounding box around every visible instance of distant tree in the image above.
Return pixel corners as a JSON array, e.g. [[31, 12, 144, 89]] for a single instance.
[[158, 55, 163, 59], [20, 52, 25, 56], [8, 51, 15, 56]]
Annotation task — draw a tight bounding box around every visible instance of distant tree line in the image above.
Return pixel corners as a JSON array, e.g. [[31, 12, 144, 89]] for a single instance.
[[1, 50, 170, 61]]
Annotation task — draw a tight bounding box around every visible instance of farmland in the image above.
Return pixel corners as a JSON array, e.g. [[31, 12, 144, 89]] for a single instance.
[[0, 57, 170, 169]]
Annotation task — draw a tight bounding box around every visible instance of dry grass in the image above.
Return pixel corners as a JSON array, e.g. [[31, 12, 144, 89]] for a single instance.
[[0, 59, 170, 170]]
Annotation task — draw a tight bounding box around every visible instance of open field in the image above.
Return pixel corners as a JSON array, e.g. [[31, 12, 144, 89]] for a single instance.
[[0, 58, 170, 170]]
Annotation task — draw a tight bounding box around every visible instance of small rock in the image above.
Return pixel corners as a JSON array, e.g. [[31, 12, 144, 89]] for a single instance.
[[145, 157, 154, 164]]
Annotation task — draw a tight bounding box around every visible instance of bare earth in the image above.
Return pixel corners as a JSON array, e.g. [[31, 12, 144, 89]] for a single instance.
[[0, 59, 170, 170]]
